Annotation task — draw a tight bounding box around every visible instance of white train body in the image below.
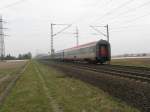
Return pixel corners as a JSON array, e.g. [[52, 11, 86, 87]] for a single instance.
[[51, 39, 111, 64]]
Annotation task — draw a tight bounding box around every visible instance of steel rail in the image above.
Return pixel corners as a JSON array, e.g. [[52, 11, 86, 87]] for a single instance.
[[74, 65, 150, 83], [50, 61, 150, 83]]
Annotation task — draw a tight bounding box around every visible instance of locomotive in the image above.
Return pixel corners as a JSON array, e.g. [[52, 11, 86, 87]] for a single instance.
[[51, 39, 111, 64]]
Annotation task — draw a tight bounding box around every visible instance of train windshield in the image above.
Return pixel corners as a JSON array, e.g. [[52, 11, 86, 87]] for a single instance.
[[99, 45, 108, 57]]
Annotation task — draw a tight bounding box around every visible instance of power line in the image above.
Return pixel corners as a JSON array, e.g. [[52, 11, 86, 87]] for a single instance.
[[90, 25, 107, 37], [0, 0, 26, 10], [110, 24, 150, 32], [107, 11, 150, 32], [52, 24, 72, 37], [121, 12, 150, 24], [111, 24, 150, 30], [54, 25, 80, 47], [71, 0, 113, 25], [90, 24, 109, 42], [91, 0, 135, 24], [106, 0, 150, 25], [108, 10, 150, 29]]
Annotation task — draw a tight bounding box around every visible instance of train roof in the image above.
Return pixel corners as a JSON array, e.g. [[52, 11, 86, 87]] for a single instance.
[[56, 39, 109, 53], [97, 39, 109, 44], [64, 41, 97, 52]]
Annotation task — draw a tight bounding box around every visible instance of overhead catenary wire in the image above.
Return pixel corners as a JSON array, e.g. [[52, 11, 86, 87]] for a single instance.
[[0, 0, 27, 10], [109, 10, 150, 31], [111, 24, 150, 29], [110, 23, 150, 32], [52, 24, 72, 37], [71, 0, 113, 25], [90, 26, 107, 37], [105, 0, 150, 25], [120, 12, 150, 25], [89, 1, 150, 34], [90, 0, 135, 24]]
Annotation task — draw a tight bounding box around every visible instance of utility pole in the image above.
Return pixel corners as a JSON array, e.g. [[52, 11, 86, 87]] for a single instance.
[[90, 24, 109, 42], [106, 24, 109, 42], [75, 26, 79, 46], [50, 23, 54, 54], [0, 15, 5, 60], [50, 23, 71, 55]]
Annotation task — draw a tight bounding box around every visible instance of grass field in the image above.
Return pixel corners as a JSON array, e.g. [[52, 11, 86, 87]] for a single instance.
[[111, 58, 150, 67], [0, 61, 27, 77], [0, 60, 27, 98], [0, 60, 140, 112]]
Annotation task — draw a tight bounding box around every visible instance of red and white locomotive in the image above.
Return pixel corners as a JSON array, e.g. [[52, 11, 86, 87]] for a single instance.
[[52, 39, 111, 64]]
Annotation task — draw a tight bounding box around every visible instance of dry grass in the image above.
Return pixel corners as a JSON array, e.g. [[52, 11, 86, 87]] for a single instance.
[[0, 60, 27, 70], [0, 61, 52, 112], [0, 60, 27, 103], [111, 58, 150, 67]]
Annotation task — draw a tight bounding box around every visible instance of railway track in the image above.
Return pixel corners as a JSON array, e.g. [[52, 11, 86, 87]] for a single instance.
[[40, 60, 150, 112], [50, 61, 150, 83]]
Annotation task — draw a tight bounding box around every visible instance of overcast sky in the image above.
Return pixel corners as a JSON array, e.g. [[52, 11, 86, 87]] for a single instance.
[[0, 0, 150, 56]]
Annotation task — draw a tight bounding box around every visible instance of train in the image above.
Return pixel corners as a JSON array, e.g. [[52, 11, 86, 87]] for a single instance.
[[50, 39, 111, 64]]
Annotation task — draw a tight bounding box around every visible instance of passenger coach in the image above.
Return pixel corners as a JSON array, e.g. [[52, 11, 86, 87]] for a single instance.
[[52, 39, 111, 64]]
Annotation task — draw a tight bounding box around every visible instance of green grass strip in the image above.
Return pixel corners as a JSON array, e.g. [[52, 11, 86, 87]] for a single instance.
[[0, 61, 52, 112]]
